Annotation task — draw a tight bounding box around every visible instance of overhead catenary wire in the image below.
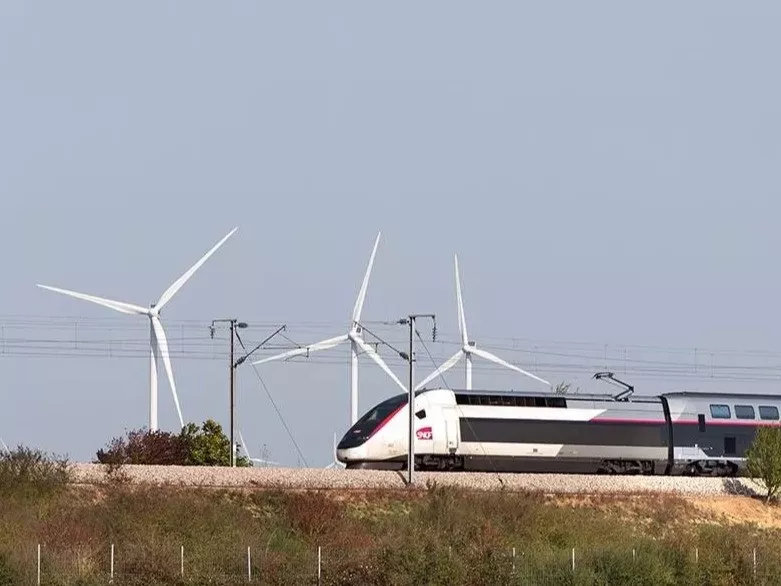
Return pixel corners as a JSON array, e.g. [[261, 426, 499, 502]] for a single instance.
[[5, 348, 781, 384], [4, 315, 781, 385], [234, 331, 308, 467], [9, 313, 781, 358], [8, 314, 781, 361]]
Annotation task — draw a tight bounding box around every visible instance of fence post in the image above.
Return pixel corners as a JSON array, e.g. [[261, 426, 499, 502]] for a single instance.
[[753, 548, 757, 580], [512, 547, 516, 574], [571, 547, 575, 573], [247, 546, 251, 582], [37, 544, 41, 586], [110, 544, 114, 583], [180, 545, 184, 579], [317, 546, 322, 586], [695, 547, 698, 565], [632, 548, 636, 562]]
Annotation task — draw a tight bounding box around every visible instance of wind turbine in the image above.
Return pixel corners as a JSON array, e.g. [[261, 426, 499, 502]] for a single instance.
[[415, 254, 551, 391], [325, 432, 343, 469], [238, 430, 278, 467], [37, 228, 238, 431], [253, 232, 405, 425]]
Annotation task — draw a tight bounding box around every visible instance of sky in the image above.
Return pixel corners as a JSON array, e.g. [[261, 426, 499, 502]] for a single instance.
[[1, 3, 780, 465]]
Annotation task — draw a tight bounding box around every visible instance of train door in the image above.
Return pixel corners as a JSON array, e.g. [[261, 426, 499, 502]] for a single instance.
[[442, 406, 459, 452]]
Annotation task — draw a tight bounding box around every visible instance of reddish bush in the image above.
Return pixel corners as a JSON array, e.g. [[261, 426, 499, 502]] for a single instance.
[[96, 429, 188, 466]]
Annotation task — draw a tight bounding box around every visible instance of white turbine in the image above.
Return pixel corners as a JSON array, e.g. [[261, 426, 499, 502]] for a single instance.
[[415, 254, 550, 391], [324, 432, 344, 469], [238, 430, 278, 467], [253, 232, 405, 425], [37, 228, 238, 431]]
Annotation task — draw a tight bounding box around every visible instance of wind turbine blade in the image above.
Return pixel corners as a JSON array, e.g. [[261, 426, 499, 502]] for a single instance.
[[414, 350, 463, 390], [454, 254, 468, 345], [469, 347, 550, 386], [251, 458, 279, 465], [151, 316, 185, 428], [252, 334, 349, 365], [352, 336, 407, 392], [351, 231, 381, 323], [156, 227, 238, 310], [238, 430, 251, 460], [37, 285, 148, 315]]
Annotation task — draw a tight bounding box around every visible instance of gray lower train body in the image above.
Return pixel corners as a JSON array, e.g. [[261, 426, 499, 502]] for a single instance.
[[336, 389, 781, 476]]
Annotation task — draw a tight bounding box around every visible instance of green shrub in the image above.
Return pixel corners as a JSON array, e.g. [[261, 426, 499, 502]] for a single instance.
[[0, 446, 69, 497], [0, 554, 17, 586], [746, 425, 781, 502], [180, 420, 250, 467]]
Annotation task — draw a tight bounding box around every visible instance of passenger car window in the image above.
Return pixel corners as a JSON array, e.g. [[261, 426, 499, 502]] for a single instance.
[[724, 437, 736, 455], [734, 405, 755, 420], [759, 406, 780, 420], [710, 404, 731, 419]]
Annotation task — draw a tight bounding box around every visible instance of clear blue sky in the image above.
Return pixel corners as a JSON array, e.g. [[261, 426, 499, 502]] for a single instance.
[[1, 3, 780, 464]]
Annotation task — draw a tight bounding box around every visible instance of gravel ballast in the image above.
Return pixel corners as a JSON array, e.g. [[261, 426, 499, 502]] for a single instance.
[[69, 463, 763, 496]]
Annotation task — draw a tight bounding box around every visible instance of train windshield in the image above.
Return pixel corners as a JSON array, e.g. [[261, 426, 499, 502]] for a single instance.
[[338, 393, 407, 449]]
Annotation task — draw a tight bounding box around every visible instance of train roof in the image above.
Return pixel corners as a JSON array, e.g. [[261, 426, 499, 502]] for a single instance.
[[661, 390, 781, 400], [421, 387, 781, 403], [432, 388, 661, 403]]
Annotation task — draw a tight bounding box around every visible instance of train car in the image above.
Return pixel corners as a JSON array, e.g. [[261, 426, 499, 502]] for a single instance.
[[336, 388, 781, 476], [664, 391, 781, 476]]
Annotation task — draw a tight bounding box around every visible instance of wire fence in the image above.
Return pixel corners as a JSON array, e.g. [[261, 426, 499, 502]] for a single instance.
[[13, 543, 781, 585]]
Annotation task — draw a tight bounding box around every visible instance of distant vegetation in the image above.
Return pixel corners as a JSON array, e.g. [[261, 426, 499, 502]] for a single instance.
[[95, 419, 251, 467], [747, 426, 781, 503]]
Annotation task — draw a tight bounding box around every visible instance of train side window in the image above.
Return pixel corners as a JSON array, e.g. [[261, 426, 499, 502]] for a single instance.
[[724, 437, 736, 456], [415, 410, 426, 419], [759, 406, 780, 420], [698, 414, 706, 432], [710, 404, 731, 419], [734, 405, 755, 420]]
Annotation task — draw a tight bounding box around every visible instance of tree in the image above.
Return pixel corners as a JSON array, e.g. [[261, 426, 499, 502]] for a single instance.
[[96, 420, 251, 467], [181, 419, 250, 467], [746, 426, 781, 503], [554, 381, 571, 395]]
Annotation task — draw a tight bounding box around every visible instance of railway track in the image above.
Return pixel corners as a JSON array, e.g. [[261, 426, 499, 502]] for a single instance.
[[69, 463, 763, 496]]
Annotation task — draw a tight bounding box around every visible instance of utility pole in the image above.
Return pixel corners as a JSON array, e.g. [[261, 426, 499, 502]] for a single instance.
[[230, 322, 236, 467], [211, 322, 286, 467], [398, 313, 436, 486], [210, 318, 248, 467]]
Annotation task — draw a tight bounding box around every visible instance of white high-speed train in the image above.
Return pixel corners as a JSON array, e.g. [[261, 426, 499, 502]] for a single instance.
[[336, 387, 781, 475]]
